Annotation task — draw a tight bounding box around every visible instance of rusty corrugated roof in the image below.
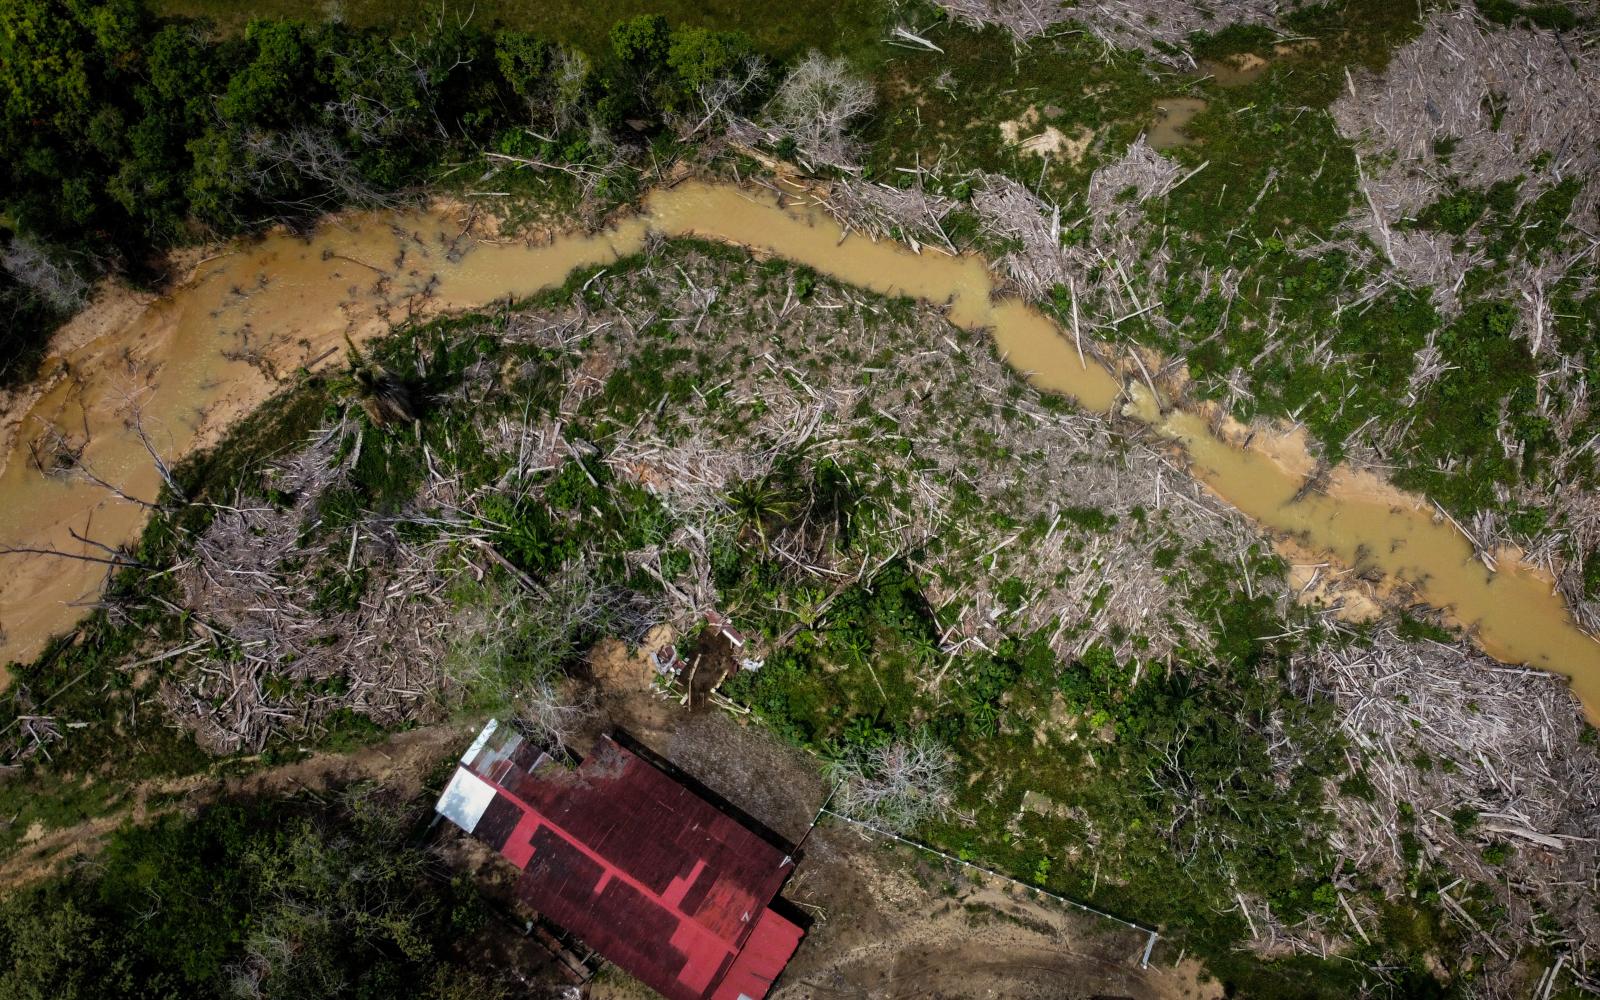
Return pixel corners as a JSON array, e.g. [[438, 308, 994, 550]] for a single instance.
[[437, 722, 804, 1000]]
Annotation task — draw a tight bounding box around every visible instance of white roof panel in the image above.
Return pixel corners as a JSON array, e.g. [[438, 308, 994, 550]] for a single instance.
[[460, 717, 499, 765], [435, 766, 497, 833]]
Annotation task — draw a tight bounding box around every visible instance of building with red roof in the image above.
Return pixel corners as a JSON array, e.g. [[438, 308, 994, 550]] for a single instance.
[[436, 720, 806, 1000]]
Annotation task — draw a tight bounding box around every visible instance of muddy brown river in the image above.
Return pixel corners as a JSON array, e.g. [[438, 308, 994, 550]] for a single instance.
[[2, 181, 1597, 721]]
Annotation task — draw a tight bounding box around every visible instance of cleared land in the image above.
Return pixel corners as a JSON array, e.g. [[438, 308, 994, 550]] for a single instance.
[[2, 1, 1598, 997]]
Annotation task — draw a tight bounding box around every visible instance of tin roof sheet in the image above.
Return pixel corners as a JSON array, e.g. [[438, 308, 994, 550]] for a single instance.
[[436, 722, 804, 1000]]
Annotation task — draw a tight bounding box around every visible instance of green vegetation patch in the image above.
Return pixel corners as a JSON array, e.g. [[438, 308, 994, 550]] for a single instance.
[[0, 785, 516, 998]]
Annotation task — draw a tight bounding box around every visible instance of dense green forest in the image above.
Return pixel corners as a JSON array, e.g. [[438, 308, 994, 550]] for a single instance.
[[0, 785, 525, 1000], [0, 0, 775, 383]]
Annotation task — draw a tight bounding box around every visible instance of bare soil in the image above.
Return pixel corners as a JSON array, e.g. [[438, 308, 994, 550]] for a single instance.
[[0, 720, 473, 893], [772, 826, 1216, 1000]]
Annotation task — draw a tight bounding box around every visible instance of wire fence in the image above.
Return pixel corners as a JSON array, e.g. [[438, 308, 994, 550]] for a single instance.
[[816, 805, 1160, 969]]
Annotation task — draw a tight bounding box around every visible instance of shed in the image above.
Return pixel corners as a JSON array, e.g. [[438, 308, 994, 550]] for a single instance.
[[437, 720, 805, 1000]]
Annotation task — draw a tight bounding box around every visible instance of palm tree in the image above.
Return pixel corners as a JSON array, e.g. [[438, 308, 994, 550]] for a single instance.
[[909, 633, 941, 666], [341, 335, 419, 427], [724, 474, 799, 549], [789, 585, 828, 628]]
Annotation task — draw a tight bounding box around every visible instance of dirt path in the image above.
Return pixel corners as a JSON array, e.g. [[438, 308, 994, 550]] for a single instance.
[[0, 720, 474, 893]]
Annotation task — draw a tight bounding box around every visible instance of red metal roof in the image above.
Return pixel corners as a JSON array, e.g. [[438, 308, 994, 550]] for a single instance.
[[437, 722, 804, 1000], [714, 906, 805, 1000]]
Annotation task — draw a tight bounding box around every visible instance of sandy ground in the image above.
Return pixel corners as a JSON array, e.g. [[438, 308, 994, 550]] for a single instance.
[[999, 107, 1094, 163], [1279, 535, 1385, 623]]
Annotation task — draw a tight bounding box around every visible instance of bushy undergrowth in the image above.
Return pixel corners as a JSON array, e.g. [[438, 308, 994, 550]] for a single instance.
[[0, 786, 512, 1000]]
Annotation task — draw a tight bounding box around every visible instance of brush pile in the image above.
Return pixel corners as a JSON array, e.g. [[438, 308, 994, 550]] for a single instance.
[[973, 138, 1182, 322], [1068, 0, 1283, 64], [938, 0, 1282, 64], [163, 420, 460, 753], [817, 177, 960, 251], [1331, 7, 1600, 325], [936, 0, 1072, 40], [1297, 628, 1600, 991]]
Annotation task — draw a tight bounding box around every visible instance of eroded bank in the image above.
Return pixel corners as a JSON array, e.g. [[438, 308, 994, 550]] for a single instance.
[[1, 181, 1595, 720]]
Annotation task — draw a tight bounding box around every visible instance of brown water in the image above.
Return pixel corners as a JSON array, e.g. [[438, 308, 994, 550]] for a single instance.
[[2, 181, 1596, 721], [1197, 54, 1270, 88], [1147, 97, 1209, 150]]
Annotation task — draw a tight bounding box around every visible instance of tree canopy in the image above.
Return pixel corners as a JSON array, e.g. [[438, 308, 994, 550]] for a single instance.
[[0, 1, 768, 389]]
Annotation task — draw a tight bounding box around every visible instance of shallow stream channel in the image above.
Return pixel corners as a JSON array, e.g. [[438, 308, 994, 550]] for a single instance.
[[2, 180, 1596, 720]]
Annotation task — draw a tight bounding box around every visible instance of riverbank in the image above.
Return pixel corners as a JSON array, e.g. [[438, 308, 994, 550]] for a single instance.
[[5, 177, 1597, 724], [3, 205, 1595, 995]]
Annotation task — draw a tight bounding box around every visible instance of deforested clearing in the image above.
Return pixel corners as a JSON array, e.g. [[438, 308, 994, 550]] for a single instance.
[[2, 2, 1599, 998]]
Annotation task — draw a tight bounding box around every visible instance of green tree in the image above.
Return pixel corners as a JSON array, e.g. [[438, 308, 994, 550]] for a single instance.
[[726, 474, 800, 549], [111, 24, 228, 241], [0, 789, 500, 999], [666, 27, 757, 111], [184, 127, 252, 230], [0, 891, 136, 1000], [219, 20, 319, 127], [609, 13, 670, 76], [494, 30, 553, 106], [604, 13, 670, 118], [0, 0, 147, 243], [493, 32, 592, 133]]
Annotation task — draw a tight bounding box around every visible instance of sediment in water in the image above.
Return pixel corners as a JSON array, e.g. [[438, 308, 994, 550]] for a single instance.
[[1, 181, 1595, 721]]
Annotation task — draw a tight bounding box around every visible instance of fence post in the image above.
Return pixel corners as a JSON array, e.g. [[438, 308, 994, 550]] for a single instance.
[[820, 807, 1160, 968]]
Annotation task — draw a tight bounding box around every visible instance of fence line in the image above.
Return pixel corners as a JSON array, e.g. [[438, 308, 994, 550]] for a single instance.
[[817, 806, 1160, 969]]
